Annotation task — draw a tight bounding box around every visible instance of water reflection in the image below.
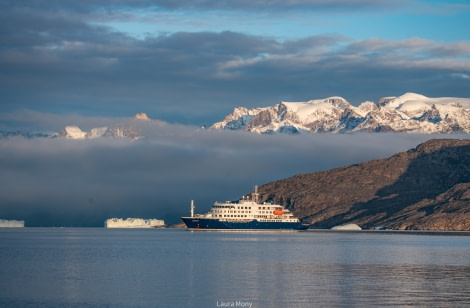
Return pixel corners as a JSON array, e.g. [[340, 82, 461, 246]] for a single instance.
[[183, 231, 470, 307], [1, 229, 470, 307]]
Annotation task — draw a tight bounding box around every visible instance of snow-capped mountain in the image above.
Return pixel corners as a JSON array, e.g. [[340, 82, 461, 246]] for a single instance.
[[211, 93, 470, 134], [56, 113, 155, 140], [57, 125, 141, 140], [0, 112, 164, 140]]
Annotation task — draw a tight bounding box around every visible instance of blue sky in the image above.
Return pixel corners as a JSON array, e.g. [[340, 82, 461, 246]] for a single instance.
[[1, 0, 470, 126], [101, 1, 470, 42]]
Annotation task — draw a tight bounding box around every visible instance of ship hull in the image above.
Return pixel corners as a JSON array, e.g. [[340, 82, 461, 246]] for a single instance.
[[181, 217, 308, 230]]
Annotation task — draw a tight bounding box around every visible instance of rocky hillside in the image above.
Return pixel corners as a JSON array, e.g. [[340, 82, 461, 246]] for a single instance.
[[257, 139, 470, 230]]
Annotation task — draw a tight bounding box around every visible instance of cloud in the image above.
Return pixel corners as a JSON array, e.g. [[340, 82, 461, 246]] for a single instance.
[[1, 1, 469, 125], [452, 73, 470, 80], [2, 1, 407, 12], [0, 109, 130, 132], [0, 115, 460, 226], [2, 24, 469, 115]]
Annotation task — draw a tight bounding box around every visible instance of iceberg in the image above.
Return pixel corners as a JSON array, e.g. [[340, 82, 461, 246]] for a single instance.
[[104, 218, 165, 228], [331, 223, 361, 231], [0, 219, 25, 228]]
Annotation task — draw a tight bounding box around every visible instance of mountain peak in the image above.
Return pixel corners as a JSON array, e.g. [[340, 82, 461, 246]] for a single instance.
[[134, 113, 150, 120], [58, 125, 87, 139], [399, 92, 429, 101], [412, 138, 470, 155]]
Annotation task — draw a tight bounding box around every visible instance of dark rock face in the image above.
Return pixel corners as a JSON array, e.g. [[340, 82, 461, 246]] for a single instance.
[[245, 110, 273, 130], [257, 139, 470, 230]]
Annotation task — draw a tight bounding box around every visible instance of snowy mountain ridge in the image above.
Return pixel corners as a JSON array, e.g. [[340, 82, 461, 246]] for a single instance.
[[57, 125, 142, 140], [0, 113, 161, 140], [211, 93, 470, 134], [55, 113, 157, 140], [56, 113, 156, 140]]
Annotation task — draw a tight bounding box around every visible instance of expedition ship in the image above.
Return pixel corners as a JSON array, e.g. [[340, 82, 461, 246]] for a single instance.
[[181, 186, 309, 230]]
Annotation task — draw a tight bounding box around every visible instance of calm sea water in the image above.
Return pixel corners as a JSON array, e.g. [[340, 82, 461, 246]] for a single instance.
[[1, 228, 470, 307]]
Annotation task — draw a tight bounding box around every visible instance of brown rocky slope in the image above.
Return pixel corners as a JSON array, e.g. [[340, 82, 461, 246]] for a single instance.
[[257, 139, 470, 230]]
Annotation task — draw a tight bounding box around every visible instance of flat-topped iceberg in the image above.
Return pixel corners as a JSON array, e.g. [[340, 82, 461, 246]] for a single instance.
[[0, 219, 25, 228], [104, 218, 165, 228]]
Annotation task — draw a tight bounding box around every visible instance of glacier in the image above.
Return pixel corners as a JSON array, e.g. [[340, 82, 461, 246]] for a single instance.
[[104, 218, 165, 228], [0, 219, 25, 228]]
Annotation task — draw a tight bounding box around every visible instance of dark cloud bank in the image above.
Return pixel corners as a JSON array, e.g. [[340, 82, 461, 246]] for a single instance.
[[0, 124, 463, 227], [1, 1, 469, 125]]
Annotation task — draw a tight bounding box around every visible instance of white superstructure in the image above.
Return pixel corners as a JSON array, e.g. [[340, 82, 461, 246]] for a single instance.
[[194, 186, 300, 223]]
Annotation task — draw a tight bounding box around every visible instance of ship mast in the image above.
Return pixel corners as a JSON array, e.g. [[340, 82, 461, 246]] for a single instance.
[[190, 200, 195, 217], [253, 185, 259, 204]]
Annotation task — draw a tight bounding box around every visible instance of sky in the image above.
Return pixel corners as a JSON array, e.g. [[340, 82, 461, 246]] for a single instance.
[[1, 0, 469, 125], [1, 0, 470, 226]]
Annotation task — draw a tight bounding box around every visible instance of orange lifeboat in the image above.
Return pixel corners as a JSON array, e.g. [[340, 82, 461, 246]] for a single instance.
[[273, 209, 284, 216]]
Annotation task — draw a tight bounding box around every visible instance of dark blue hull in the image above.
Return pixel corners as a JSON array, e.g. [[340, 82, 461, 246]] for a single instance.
[[181, 217, 309, 230]]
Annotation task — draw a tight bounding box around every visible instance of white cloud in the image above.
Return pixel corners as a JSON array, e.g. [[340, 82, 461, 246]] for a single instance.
[[452, 73, 470, 80]]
